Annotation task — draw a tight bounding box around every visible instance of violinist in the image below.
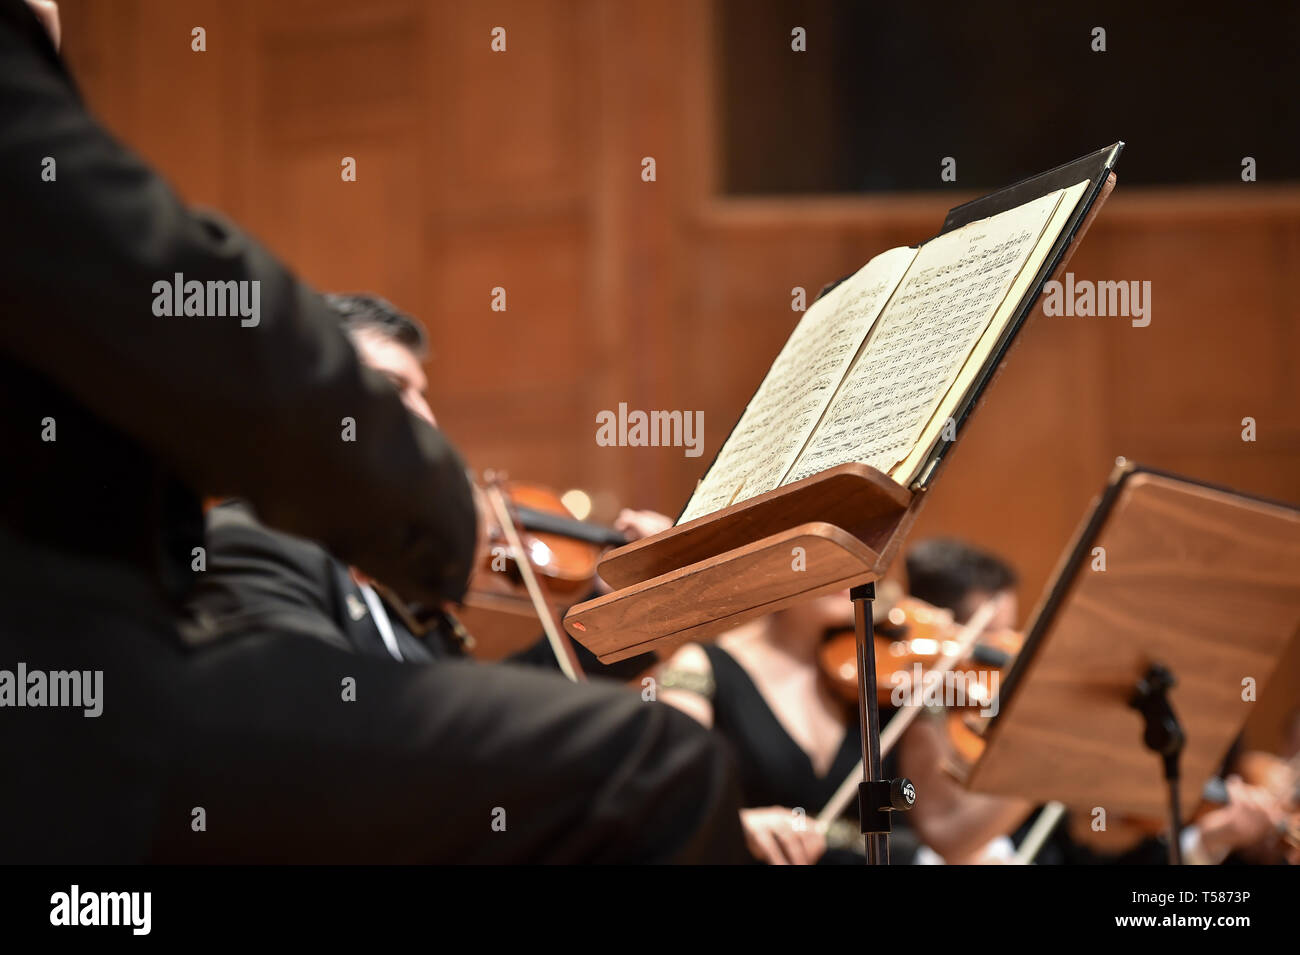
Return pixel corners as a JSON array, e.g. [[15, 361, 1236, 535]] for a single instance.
[[656, 590, 896, 864], [193, 294, 471, 662], [895, 539, 1035, 863], [654, 537, 1034, 865], [1040, 747, 1291, 865], [178, 290, 749, 861], [903, 541, 1289, 866], [196, 294, 663, 671]]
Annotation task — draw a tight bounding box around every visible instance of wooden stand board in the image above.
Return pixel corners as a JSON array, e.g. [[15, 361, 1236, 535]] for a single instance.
[[959, 464, 1300, 819], [565, 464, 915, 662]]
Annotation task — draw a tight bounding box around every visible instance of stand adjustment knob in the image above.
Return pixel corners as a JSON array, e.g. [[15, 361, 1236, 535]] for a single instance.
[[891, 777, 917, 811], [859, 776, 917, 834]]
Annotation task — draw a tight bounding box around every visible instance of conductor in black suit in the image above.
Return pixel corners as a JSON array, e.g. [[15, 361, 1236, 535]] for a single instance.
[[0, 0, 745, 863]]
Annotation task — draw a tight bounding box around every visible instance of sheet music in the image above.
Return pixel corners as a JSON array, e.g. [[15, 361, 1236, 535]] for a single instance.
[[783, 190, 1065, 485], [677, 246, 917, 524], [894, 179, 1090, 483]]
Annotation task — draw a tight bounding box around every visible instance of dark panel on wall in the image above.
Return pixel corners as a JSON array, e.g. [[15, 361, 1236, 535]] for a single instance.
[[718, 0, 1300, 194]]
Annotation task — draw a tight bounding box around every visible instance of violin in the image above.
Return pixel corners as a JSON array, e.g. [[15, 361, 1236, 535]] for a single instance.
[[813, 594, 1024, 832], [817, 595, 1023, 710], [460, 476, 627, 618], [815, 596, 1009, 832], [466, 472, 630, 683], [474, 478, 627, 604]]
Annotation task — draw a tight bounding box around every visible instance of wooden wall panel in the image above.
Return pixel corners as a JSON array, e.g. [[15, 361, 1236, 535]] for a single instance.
[[259, 3, 422, 147], [435, 0, 590, 217], [267, 146, 427, 303], [430, 219, 595, 492]]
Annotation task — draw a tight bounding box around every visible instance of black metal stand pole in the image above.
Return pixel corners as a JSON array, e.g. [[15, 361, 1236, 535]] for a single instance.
[[851, 582, 915, 864], [1130, 663, 1185, 865]]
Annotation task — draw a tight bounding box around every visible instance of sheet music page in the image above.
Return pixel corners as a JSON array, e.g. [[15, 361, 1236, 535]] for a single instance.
[[893, 179, 1090, 484], [677, 245, 917, 524], [782, 190, 1066, 486]]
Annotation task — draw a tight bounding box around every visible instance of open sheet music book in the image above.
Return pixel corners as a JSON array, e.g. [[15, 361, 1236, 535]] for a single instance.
[[677, 178, 1092, 526]]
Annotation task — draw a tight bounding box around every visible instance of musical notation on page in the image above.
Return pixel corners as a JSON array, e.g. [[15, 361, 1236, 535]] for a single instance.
[[783, 190, 1066, 485], [677, 246, 916, 524]]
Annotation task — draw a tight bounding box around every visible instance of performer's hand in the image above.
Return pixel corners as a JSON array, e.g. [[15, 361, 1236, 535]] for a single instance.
[[25, 0, 60, 49], [1196, 776, 1283, 860], [613, 508, 672, 543], [739, 807, 826, 865]]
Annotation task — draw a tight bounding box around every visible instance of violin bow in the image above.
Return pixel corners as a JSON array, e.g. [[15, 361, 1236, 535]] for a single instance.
[[815, 598, 999, 832], [1011, 801, 1068, 864], [483, 476, 587, 683]]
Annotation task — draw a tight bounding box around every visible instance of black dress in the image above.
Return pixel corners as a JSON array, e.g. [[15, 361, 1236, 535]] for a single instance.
[[702, 644, 920, 864], [704, 644, 861, 811]]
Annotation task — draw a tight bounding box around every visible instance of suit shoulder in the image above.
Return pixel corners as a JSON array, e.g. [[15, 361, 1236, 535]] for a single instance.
[[206, 501, 332, 576]]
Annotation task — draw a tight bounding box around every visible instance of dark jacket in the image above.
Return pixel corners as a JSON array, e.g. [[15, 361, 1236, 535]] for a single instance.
[[194, 501, 463, 662], [0, 0, 477, 610]]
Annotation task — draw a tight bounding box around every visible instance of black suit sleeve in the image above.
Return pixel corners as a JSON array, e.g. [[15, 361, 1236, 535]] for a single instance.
[[510, 626, 658, 681], [0, 4, 475, 606]]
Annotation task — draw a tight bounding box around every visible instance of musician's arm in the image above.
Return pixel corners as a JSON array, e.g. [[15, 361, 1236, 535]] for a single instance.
[[900, 715, 1034, 863], [0, 17, 476, 605], [657, 643, 834, 864], [654, 643, 717, 727]]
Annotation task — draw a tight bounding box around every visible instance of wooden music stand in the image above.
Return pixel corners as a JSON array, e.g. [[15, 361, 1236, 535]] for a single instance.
[[567, 463, 920, 864], [955, 462, 1300, 863], [564, 147, 1122, 863]]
